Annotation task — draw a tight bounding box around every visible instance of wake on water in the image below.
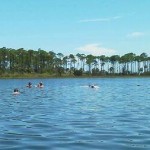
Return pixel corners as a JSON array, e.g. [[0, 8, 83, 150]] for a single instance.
[[80, 85, 100, 89]]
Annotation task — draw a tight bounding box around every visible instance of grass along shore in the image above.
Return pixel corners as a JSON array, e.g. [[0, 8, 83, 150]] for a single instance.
[[0, 73, 150, 79]]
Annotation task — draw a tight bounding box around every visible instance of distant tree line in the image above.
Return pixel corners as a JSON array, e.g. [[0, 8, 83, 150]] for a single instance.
[[0, 47, 150, 76]]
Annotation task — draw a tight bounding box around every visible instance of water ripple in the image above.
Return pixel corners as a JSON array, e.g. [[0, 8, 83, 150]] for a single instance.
[[0, 78, 150, 149]]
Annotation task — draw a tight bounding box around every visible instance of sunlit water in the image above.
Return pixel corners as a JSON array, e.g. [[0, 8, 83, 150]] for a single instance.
[[0, 78, 150, 150]]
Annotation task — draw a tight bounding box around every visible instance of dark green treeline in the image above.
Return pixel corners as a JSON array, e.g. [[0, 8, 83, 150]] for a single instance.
[[0, 47, 150, 76]]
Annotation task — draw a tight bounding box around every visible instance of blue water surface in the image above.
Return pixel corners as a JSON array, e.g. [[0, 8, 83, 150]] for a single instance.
[[0, 77, 150, 150]]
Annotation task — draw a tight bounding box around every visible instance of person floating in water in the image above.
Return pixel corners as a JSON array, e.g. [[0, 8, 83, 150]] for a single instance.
[[89, 84, 94, 88], [13, 88, 20, 95], [27, 82, 32, 88], [14, 88, 19, 92], [37, 82, 44, 88]]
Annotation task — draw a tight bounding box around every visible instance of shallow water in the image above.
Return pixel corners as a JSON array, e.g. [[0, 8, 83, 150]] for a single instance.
[[0, 78, 150, 150]]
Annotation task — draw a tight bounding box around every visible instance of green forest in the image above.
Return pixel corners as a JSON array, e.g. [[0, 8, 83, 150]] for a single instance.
[[0, 47, 150, 78]]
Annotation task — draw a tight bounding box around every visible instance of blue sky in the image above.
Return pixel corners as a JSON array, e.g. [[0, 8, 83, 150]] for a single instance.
[[0, 0, 150, 56]]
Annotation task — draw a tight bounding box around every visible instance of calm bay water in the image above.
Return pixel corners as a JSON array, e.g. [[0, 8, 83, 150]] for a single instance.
[[0, 77, 150, 150]]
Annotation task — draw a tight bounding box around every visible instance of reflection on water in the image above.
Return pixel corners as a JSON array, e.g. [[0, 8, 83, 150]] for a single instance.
[[0, 78, 150, 149]]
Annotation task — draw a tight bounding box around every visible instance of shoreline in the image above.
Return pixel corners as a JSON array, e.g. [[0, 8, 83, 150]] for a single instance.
[[0, 73, 150, 79]]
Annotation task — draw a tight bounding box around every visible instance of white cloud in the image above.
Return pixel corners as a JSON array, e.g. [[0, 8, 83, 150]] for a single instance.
[[127, 32, 145, 38], [76, 43, 116, 56], [79, 16, 122, 23]]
